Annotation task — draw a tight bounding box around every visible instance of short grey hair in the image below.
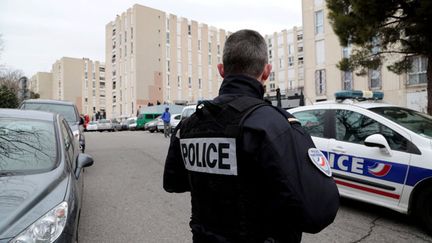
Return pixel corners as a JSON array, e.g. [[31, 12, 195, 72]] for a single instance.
[[223, 29, 268, 78]]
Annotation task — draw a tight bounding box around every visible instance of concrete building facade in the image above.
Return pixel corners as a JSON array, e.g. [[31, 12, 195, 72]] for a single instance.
[[265, 27, 304, 99], [105, 4, 230, 119], [302, 0, 428, 112], [30, 72, 53, 99], [31, 57, 105, 117]]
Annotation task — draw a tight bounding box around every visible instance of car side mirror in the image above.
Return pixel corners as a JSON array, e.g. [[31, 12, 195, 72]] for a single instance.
[[79, 117, 85, 125], [75, 153, 94, 178], [364, 134, 392, 156]]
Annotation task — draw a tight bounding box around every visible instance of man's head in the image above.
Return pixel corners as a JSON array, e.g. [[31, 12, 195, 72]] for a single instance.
[[165, 107, 169, 112], [217, 29, 271, 83]]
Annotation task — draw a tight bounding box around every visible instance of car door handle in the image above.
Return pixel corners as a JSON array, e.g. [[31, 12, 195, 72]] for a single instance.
[[331, 147, 346, 154]]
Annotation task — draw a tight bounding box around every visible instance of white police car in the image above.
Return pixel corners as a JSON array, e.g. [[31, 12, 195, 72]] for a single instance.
[[289, 90, 432, 232]]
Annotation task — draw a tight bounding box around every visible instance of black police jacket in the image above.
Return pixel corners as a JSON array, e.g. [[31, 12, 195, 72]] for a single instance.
[[163, 74, 338, 243]]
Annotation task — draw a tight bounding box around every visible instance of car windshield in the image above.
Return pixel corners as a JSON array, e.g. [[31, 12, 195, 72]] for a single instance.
[[22, 103, 78, 124], [369, 107, 432, 138], [0, 118, 57, 173], [182, 108, 196, 119], [128, 119, 136, 124]]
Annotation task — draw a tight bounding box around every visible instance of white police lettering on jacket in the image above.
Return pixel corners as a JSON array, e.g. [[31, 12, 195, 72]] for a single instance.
[[179, 138, 238, 176]]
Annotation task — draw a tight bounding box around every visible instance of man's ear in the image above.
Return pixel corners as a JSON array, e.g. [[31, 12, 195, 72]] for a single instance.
[[261, 64, 272, 81], [217, 63, 225, 78]]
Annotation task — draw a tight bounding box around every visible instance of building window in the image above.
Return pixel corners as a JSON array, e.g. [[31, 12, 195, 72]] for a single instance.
[[315, 10, 324, 35], [167, 74, 170, 87], [298, 56, 304, 65], [297, 33, 303, 41], [342, 71, 353, 90], [208, 55, 212, 65], [269, 71, 275, 81], [188, 77, 192, 88], [315, 69, 326, 96], [166, 33, 170, 44], [208, 43, 211, 52], [279, 58, 284, 69], [131, 27, 133, 39], [269, 83, 276, 91], [198, 78, 202, 89], [268, 38, 272, 48], [269, 50, 273, 59], [217, 44, 220, 55], [198, 40, 201, 51], [124, 31, 127, 42], [188, 25, 191, 35], [288, 56, 294, 66], [298, 46, 303, 52], [314, 0, 323, 6], [408, 56, 428, 85], [177, 76, 181, 88], [369, 68, 382, 90], [315, 40, 325, 65], [131, 42, 133, 54], [342, 43, 352, 58], [167, 60, 170, 72]]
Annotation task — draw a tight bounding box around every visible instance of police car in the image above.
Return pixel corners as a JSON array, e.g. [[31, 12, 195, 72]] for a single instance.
[[288, 90, 432, 232]]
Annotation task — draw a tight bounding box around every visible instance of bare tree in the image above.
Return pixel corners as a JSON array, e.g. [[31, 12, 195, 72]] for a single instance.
[[0, 68, 24, 93]]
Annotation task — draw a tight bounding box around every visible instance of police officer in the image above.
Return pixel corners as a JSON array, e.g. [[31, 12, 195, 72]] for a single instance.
[[163, 29, 339, 243]]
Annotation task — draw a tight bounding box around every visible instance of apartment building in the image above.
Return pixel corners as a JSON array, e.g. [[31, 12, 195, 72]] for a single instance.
[[264, 27, 304, 99], [31, 57, 106, 117], [30, 72, 53, 99], [105, 4, 229, 119], [302, 0, 428, 112]]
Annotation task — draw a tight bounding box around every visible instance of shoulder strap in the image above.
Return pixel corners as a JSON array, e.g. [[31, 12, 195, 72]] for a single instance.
[[224, 96, 270, 138]]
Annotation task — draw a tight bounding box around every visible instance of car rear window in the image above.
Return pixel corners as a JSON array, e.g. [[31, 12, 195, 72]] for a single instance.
[[22, 103, 78, 124], [0, 118, 57, 173]]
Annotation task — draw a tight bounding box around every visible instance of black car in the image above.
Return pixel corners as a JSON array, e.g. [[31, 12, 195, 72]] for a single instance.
[[0, 109, 93, 242], [20, 99, 86, 152]]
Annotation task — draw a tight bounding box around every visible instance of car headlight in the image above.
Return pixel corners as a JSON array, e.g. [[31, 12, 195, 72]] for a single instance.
[[11, 202, 68, 243]]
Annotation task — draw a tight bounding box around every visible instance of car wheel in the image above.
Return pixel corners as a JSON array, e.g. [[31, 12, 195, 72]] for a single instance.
[[414, 185, 432, 233], [149, 129, 155, 133]]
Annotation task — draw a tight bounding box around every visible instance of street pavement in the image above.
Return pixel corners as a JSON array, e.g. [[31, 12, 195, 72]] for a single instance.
[[79, 131, 432, 243]]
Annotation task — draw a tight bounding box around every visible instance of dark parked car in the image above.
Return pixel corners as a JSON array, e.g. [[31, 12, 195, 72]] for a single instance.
[[0, 109, 93, 242], [20, 99, 86, 152]]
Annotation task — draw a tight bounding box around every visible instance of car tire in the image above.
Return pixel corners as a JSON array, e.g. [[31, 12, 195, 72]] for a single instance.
[[149, 130, 155, 133], [414, 186, 432, 233]]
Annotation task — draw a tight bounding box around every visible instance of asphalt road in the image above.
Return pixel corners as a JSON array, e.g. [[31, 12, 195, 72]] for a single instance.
[[79, 131, 432, 243]]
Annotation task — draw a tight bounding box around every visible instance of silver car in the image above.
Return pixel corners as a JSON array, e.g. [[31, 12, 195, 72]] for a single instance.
[[20, 99, 86, 152]]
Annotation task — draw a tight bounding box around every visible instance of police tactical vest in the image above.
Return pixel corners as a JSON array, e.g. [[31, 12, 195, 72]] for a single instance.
[[179, 96, 270, 241]]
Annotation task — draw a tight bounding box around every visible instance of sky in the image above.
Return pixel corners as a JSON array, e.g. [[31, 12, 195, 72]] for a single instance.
[[0, 0, 302, 77]]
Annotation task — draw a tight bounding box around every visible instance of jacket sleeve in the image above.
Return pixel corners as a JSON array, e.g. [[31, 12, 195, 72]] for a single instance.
[[243, 108, 339, 234], [163, 126, 190, 193]]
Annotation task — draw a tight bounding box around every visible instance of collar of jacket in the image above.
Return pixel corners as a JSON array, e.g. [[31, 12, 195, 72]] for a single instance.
[[218, 74, 265, 99]]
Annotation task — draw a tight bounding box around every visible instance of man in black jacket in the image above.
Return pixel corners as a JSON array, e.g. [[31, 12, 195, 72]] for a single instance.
[[163, 29, 339, 243]]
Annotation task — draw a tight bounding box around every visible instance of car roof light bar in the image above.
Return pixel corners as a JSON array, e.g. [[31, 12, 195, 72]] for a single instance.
[[335, 90, 384, 101]]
